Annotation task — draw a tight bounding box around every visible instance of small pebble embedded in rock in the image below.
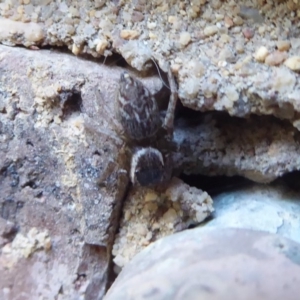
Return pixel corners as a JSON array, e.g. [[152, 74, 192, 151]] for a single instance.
[[254, 46, 269, 62], [120, 30, 140, 40], [179, 32, 191, 48], [204, 25, 218, 37], [276, 40, 291, 52], [265, 51, 288, 66], [242, 27, 255, 39], [284, 56, 300, 72]]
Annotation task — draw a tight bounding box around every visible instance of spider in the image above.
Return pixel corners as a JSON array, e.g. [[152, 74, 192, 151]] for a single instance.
[[115, 65, 178, 187], [82, 62, 178, 188]]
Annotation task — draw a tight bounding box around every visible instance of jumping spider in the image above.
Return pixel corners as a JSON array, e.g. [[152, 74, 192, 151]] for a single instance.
[[116, 66, 178, 187], [83, 63, 178, 188]]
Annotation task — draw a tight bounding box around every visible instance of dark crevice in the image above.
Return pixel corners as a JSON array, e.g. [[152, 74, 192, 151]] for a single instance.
[[12, 43, 130, 69], [179, 173, 254, 196], [180, 171, 300, 196], [1, 199, 24, 221], [26, 139, 34, 147], [0, 107, 7, 114], [175, 104, 207, 125], [22, 180, 37, 189], [106, 182, 132, 292], [2, 225, 18, 241], [61, 91, 82, 119], [276, 171, 300, 192]]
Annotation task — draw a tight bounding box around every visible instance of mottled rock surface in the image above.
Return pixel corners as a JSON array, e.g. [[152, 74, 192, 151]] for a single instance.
[[0, 45, 163, 299], [1, 0, 300, 295], [174, 114, 300, 183], [205, 182, 300, 243], [105, 228, 300, 300], [2, 44, 300, 298], [1, 1, 300, 128], [113, 177, 213, 269]]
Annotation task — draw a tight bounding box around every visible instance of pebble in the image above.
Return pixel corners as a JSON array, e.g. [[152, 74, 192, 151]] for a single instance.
[[224, 16, 233, 28], [204, 25, 218, 36], [168, 15, 177, 23], [265, 50, 288, 66], [105, 228, 300, 300], [96, 39, 108, 55], [276, 40, 291, 52], [254, 46, 268, 62], [233, 16, 244, 25], [147, 21, 157, 29], [120, 30, 140, 40], [171, 63, 181, 74], [284, 56, 300, 72], [131, 11, 144, 22], [179, 32, 191, 47], [242, 27, 255, 39], [239, 6, 264, 23], [148, 32, 157, 39], [235, 42, 245, 54], [72, 43, 81, 55]]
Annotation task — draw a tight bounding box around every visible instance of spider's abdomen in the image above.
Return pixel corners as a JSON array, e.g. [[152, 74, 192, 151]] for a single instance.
[[116, 72, 161, 141], [130, 147, 165, 186]]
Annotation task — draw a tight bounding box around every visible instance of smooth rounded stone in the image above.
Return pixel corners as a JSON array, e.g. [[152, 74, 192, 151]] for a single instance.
[[204, 183, 300, 244], [105, 228, 300, 300]]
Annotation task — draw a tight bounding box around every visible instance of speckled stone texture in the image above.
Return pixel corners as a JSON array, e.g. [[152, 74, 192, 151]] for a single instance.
[[105, 228, 300, 300], [2, 44, 300, 298], [205, 183, 300, 243], [0, 0, 300, 127], [0, 45, 163, 299], [1, 1, 300, 298]]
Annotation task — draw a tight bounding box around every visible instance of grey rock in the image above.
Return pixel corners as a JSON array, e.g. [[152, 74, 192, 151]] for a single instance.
[[0, 44, 162, 299], [174, 115, 300, 183], [1, 2, 300, 128], [105, 228, 300, 300], [204, 183, 300, 244]]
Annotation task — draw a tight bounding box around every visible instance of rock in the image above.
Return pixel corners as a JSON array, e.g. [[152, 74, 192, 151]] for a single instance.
[[0, 45, 162, 299], [0, 19, 44, 47], [96, 39, 109, 55], [284, 56, 300, 72], [254, 46, 268, 62], [205, 183, 300, 243], [105, 228, 300, 300], [242, 27, 255, 39], [265, 50, 288, 66], [179, 32, 191, 48], [0, 2, 300, 128], [173, 115, 300, 183], [120, 30, 140, 40], [203, 25, 218, 36], [224, 16, 233, 28], [112, 178, 213, 269], [276, 40, 291, 52]]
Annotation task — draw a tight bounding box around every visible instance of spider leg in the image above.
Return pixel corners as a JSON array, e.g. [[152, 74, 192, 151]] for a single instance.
[[82, 86, 124, 147], [94, 87, 126, 138], [163, 65, 178, 136], [81, 85, 130, 187]]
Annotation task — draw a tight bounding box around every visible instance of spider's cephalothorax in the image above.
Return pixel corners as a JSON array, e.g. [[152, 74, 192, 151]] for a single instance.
[[130, 147, 165, 186], [116, 72, 162, 142]]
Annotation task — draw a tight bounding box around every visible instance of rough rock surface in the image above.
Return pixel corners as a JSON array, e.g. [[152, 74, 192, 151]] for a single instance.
[[174, 114, 300, 183], [0, 45, 163, 299], [204, 182, 300, 243], [2, 44, 300, 298], [105, 228, 300, 300], [1, 1, 300, 128], [112, 177, 213, 270], [113, 180, 300, 271]]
